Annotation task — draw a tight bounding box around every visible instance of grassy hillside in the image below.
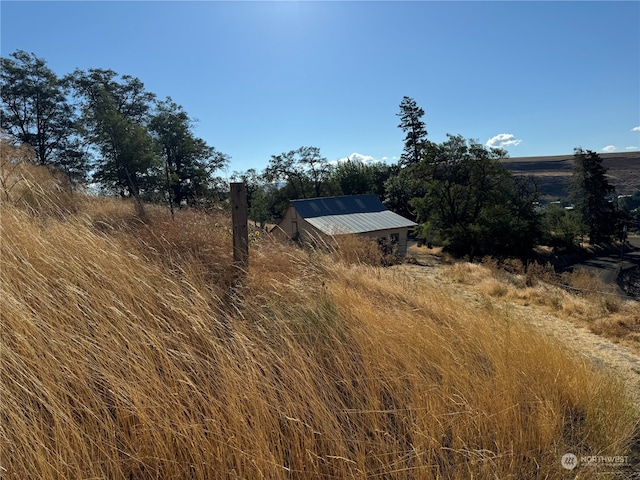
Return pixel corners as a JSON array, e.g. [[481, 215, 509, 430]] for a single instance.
[[1, 164, 638, 479], [502, 151, 640, 200]]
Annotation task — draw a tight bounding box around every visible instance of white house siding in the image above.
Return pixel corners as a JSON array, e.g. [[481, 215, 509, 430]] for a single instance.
[[277, 206, 412, 257]]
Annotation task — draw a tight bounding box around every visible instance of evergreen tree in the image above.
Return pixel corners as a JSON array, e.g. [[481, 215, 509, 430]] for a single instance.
[[397, 96, 428, 167], [569, 148, 616, 244]]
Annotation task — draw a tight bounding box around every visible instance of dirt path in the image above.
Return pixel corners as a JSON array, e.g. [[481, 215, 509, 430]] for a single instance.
[[512, 303, 640, 405], [397, 261, 640, 407]]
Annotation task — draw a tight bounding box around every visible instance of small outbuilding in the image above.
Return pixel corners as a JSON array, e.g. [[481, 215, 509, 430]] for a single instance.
[[276, 194, 417, 257]]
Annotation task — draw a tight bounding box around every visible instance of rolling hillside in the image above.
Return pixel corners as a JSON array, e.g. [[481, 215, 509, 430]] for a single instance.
[[502, 151, 640, 201], [1, 160, 639, 479]]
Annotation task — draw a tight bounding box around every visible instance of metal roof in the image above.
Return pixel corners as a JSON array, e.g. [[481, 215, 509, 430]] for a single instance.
[[290, 195, 417, 235]]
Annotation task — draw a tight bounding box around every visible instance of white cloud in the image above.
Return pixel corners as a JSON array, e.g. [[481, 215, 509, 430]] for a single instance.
[[335, 152, 377, 164], [601, 145, 617, 153], [486, 133, 522, 149], [632, 126, 640, 132], [332, 153, 397, 165], [626, 146, 638, 150], [350, 152, 376, 163]]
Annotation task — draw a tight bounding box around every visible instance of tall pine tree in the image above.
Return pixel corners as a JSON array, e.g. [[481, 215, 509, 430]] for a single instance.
[[397, 96, 428, 167], [570, 148, 616, 244]]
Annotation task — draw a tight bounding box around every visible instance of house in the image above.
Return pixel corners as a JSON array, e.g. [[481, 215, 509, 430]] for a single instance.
[[275, 194, 417, 257]]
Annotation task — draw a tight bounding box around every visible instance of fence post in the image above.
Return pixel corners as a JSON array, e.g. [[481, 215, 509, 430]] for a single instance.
[[230, 182, 249, 269]]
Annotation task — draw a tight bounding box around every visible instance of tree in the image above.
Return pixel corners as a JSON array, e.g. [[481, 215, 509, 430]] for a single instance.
[[299, 146, 333, 198], [569, 148, 616, 244], [263, 146, 333, 200], [541, 204, 586, 250], [369, 162, 394, 199], [332, 160, 391, 200], [617, 190, 640, 214], [410, 135, 540, 259], [230, 168, 272, 227], [69, 69, 160, 200], [397, 96, 428, 167], [383, 168, 416, 220], [333, 160, 372, 195], [1, 50, 88, 184], [149, 98, 228, 211]]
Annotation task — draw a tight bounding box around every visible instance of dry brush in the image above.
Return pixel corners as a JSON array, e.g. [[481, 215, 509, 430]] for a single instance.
[[0, 172, 638, 479]]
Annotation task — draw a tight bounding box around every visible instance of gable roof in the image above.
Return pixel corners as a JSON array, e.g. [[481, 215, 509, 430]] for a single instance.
[[290, 194, 417, 235]]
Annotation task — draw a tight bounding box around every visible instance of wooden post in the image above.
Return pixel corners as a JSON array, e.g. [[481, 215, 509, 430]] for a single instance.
[[230, 182, 249, 269]]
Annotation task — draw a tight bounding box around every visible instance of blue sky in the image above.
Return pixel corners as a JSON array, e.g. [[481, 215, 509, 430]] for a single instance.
[[2, 1, 639, 175]]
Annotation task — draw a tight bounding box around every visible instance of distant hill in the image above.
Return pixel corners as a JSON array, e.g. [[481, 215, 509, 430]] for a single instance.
[[502, 151, 640, 201]]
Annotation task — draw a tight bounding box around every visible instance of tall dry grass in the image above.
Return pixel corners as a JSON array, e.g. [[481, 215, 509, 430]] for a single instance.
[[1, 167, 638, 478], [445, 257, 640, 352]]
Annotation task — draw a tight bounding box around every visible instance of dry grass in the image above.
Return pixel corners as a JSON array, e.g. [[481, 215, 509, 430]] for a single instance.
[[0, 148, 81, 218], [329, 233, 395, 266], [442, 257, 640, 354], [1, 167, 638, 479]]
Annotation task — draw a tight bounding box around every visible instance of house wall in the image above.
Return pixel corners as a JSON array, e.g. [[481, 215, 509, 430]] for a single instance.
[[276, 206, 297, 238], [359, 228, 411, 257], [276, 207, 412, 257], [275, 207, 328, 244]]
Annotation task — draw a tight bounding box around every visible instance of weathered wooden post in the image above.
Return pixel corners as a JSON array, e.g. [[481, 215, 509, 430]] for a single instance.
[[230, 182, 249, 269]]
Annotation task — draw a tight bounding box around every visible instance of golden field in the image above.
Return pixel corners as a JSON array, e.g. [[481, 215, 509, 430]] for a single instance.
[[1, 161, 638, 479]]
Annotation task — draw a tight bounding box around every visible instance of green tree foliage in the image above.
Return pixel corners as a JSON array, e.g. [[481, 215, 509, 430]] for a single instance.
[[541, 204, 586, 250], [263, 146, 334, 200], [333, 160, 373, 195], [617, 190, 640, 233], [149, 98, 228, 211], [383, 167, 417, 220], [382, 97, 432, 217], [2, 51, 229, 207], [240, 155, 393, 223], [617, 191, 640, 214], [230, 168, 272, 227], [333, 160, 392, 197], [397, 96, 428, 167], [410, 135, 540, 259], [569, 148, 617, 244], [69, 69, 160, 199], [0, 50, 88, 183]]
